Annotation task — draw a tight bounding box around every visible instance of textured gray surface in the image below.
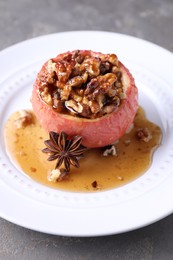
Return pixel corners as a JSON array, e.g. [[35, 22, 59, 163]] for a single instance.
[[1, 0, 173, 259]]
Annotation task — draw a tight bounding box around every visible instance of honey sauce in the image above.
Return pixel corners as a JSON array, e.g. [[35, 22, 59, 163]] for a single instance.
[[4, 107, 162, 192]]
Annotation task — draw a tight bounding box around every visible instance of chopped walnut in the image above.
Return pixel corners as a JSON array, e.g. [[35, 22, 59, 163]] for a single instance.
[[59, 85, 72, 101], [65, 99, 83, 114], [91, 180, 101, 190], [91, 180, 98, 188], [66, 75, 85, 88], [46, 60, 56, 84], [55, 59, 73, 83], [103, 145, 117, 156], [47, 59, 56, 72], [48, 168, 68, 182], [81, 57, 100, 77], [40, 86, 53, 105], [136, 128, 152, 142], [108, 54, 118, 65], [14, 110, 33, 129], [38, 50, 125, 119]]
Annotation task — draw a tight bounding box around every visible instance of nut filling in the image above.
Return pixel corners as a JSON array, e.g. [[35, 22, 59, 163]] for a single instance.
[[38, 50, 126, 119]]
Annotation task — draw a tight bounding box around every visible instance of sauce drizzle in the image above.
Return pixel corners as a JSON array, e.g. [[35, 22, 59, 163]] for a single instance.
[[4, 107, 162, 192]]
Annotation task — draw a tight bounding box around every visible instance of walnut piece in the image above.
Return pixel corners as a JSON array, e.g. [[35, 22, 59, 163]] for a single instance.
[[91, 180, 101, 190], [103, 145, 117, 156], [91, 180, 98, 188], [136, 128, 152, 142], [65, 100, 83, 114], [14, 110, 33, 129], [48, 168, 68, 182], [40, 86, 53, 105]]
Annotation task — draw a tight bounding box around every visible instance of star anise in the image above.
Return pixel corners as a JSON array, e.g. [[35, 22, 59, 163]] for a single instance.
[[42, 131, 87, 175]]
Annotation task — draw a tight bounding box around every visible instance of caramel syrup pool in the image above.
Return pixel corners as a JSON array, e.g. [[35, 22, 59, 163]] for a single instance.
[[4, 108, 162, 192]]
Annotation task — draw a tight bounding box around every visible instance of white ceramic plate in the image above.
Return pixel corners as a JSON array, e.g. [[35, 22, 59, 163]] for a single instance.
[[0, 31, 173, 237]]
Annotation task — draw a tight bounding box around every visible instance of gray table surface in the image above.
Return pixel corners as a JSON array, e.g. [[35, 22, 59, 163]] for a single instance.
[[1, 0, 173, 259]]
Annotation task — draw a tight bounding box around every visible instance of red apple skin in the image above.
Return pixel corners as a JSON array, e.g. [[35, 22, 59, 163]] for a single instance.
[[32, 55, 138, 148]]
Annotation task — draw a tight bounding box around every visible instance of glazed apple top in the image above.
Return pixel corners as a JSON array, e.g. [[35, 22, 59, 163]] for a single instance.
[[38, 50, 126, 119]]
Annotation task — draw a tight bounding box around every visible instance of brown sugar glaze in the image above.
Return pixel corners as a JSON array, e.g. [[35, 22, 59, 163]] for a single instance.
[[4, 107, 162, 192]]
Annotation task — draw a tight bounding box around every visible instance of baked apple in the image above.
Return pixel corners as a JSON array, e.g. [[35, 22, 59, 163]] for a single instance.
[[32, 50, 138, 148]]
